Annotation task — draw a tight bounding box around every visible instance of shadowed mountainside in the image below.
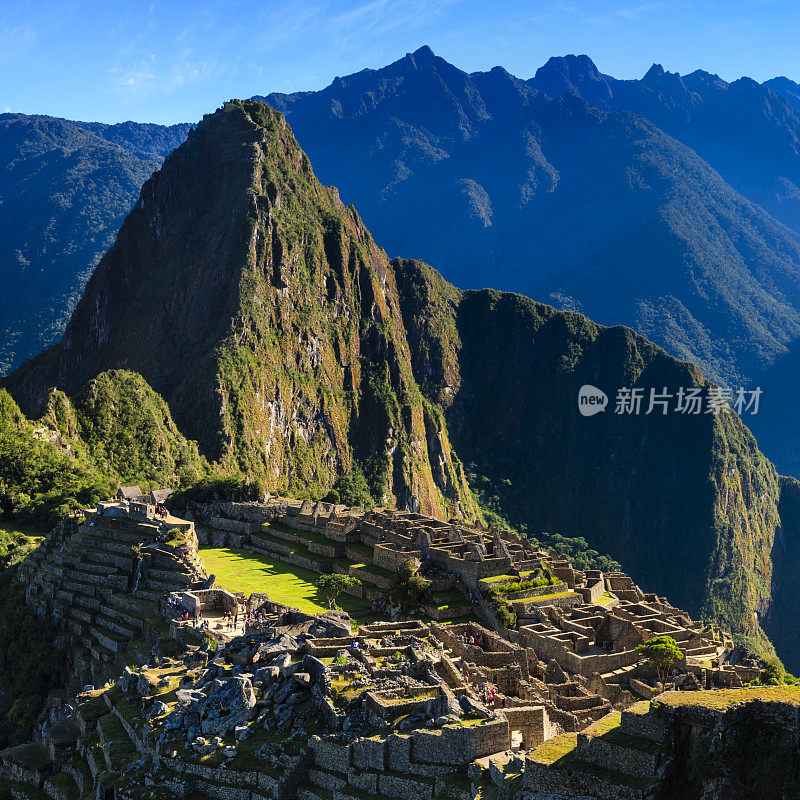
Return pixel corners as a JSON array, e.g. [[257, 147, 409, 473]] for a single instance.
[[0, 113, 190, 373], [6, 101, 800, 665]]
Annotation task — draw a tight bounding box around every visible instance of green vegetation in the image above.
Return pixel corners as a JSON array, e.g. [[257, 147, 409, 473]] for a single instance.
[[0, 389, 112, 529], [0, 114, 190, 375], [330, 466, 375, 509], [658, 685, 800, 710], [168, 474, 269, 507], [530, 733, 578, 765], [43, 371, 209, 487], [199, 546, 370, 614], [316, 574, 363, 609], [493, 575, 557, 595], [760, 653, 785, 686], [0, 521, 43, 567], [637, 636, 683, 683], [0, 371, 214, 530]]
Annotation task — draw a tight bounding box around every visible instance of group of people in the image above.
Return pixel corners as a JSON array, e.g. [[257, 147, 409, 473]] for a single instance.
[[456, 631, 484, 648], [474, 681, 507, 708], [221, 609, 241, 630]]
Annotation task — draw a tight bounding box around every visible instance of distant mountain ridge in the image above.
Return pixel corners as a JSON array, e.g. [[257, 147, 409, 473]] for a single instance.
[[0, 113, 191, 373], [259, 47, 800, 393], [6, 49, 800, 479]]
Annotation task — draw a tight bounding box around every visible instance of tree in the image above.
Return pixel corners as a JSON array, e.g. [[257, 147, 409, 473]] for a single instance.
[[760, 653, 785, 686], [321, 488, 340, 505], [399, 558, 421, 580], [637, 635, 683, 684], [316, 574, 362, 609], [405, 574, 432, 601]]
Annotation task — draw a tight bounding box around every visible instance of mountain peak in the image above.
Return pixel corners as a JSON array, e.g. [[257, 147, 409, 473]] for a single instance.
[[643, 63, 665, 80], [641, 63, 688, 95], [530, 54, 612, 107], [405, 44, 438, 69], [411, 44, 435, 59]]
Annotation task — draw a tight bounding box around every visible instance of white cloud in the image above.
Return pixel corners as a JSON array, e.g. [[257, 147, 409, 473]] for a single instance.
[[0, 22, 36, 61], [107, 52, 222, 98]]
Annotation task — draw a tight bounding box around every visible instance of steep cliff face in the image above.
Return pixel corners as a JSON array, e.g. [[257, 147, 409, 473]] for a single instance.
[[5, 101, 475, 518], [6, 100, 800, 662], [395, 258, 792, 654]]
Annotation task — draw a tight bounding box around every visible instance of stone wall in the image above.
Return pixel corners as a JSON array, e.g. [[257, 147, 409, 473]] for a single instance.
[[373, 544, 423, 572], [502, 705, 548, 748], [523, 759, 649, 800]]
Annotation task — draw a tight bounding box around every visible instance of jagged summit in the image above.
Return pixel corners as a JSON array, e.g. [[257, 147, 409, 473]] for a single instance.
[[3, 99, 475, 518], [529, 54, 613, 106]]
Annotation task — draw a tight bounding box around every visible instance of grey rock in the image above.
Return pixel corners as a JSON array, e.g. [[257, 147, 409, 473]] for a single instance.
[[302, 655, 328, 681], [146, 701, 169, 719], [175, 689, 207, 713], [200, 676, 257, 736], [292, 672, 311, 687], [458, 695, 490, 718], [273, 680, 299, 706], [235, 724, 251, 740]]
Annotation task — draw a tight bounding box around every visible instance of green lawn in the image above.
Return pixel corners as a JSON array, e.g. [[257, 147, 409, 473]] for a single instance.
[[199, 546, 371, 615], [658, 685, 800, 710]]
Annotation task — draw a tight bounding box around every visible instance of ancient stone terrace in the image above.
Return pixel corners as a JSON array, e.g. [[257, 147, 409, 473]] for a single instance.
[[18, 503, 201, 688], [163, 500, 763, 723]]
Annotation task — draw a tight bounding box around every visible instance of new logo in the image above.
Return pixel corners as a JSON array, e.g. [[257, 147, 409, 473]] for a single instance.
[[578, 385, 608, 416]]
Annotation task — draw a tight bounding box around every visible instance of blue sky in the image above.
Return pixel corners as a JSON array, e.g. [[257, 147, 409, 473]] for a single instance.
[[2, 0, 800, 124]]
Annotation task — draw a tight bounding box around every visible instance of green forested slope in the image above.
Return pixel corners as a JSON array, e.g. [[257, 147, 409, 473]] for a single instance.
[[0, 113, 190, 373]]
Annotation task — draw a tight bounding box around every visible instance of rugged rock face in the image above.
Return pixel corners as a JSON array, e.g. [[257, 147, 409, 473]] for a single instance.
[[6, 100, 800, 664], [262, 47, 800, 393], [5, 101, 474, 518], [394, 258, 794, 657]]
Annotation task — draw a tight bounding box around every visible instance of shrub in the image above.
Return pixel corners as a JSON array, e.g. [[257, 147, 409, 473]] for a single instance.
[[322, 488, 340, 504], [399, 558, 421, 580], [760, 654, 785, 686], [405, 574, 432, 601], [494, 603, 516, 630], [331, 465, 375, 508], [495, 575, 555, 594]]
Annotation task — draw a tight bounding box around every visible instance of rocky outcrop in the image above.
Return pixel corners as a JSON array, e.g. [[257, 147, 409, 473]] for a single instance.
[[4, 100, 475, 519]]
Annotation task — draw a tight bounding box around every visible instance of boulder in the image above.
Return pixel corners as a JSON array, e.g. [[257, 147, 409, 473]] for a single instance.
[[253, 665, 281, 685], [302, 655, 328, 682], [273, 679, 300, 706], [145, 700, 170, 719], [200, 676, 257, 736], [136, 672, 159, 696], [175, 689, 207, 713], [425, 688, 462, 720], [292, 672, 312, 687], [118, 667, 136, 694], [235, 724, 252, 740], [269, 653, 292, 672], [458, 695, 490, 718]]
